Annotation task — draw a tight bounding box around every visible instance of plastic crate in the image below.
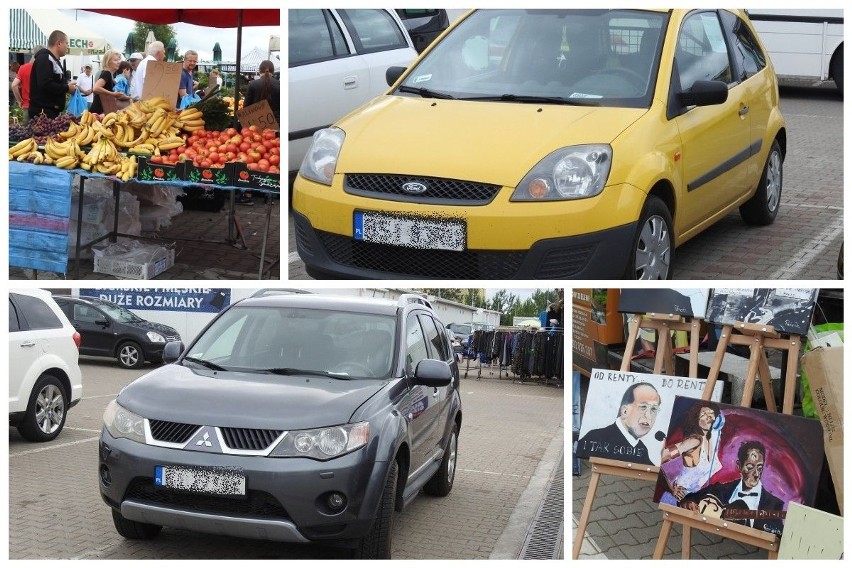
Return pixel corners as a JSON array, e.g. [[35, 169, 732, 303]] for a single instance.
[[93, 246, 175, 279]]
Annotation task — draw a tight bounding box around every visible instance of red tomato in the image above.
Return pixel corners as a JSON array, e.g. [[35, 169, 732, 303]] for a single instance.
[[226, 143, 238, 154], [244, 155, 256, 164], [262, 129, 276, 140], [262, 139, 276, 151], [200, 160, 212, 168], [150, 156, 163, 164], [239, 142, 251, 153], [247, 162, 260, 171], [225, 151, 237, 162], [251, 133, 262, 143], [241, 127, 252, 137], [208, 152, 220, 164], [225, 127, 237, 137], [249, 125, 260, 133], [218, 133, 229, 143], [188, 135, 199, 145], [258, 162, 270, 172], [269, 165, 280, 174], [269, 154, 279, 166]]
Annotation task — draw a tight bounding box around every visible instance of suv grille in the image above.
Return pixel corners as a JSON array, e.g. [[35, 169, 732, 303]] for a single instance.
[[318, 230, 524, 278], [125, 478, 290, 519], [345, 174, 501, 205], [149, 420, 199, 444], [220, 428, 284, 451]]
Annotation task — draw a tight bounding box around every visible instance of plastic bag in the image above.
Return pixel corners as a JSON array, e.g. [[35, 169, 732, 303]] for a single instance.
[[178, 92, 201, 110], [66, 89, 87, 117]]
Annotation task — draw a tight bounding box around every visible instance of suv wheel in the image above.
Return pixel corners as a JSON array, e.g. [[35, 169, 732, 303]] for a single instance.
[[740, 139, 782, 226], [626, 195, 673, 280], [112, 509, 162, 539], [424, 423, 458, 497], [354, 460, 398, 559], [117, 341, 145, 369], [17, 374, 67, 442]]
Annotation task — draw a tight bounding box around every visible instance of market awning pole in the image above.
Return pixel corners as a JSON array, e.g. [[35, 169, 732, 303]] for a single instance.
[[233, 10, 243, 128]]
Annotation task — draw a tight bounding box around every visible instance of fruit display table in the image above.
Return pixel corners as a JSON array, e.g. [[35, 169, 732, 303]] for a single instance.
[[9, 161, 278, 279]]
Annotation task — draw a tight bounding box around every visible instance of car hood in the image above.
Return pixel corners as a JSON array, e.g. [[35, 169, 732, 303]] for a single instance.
[[117, 364, 388, 430], [336, 95, 647, 187], [134, 320, 179, 337]]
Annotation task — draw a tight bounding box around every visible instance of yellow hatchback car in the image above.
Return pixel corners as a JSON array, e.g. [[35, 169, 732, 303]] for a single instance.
[[293, 9, 786, 279]]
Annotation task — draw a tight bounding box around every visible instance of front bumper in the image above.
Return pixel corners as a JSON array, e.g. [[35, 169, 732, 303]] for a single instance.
[[293, 210, 635, 279], [99, 430, 388, 543]]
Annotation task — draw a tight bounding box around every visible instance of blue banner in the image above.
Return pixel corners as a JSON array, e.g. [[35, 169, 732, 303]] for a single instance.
[[80, 289, 231, 313]]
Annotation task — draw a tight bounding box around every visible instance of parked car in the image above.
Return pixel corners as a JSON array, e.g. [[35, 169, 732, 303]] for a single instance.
[[99, 293, 462, 558], [293, 9, 786, 280], [9, 289, 83, 442], [288, 8, 418, 175], [53, 296, 181, 369], [395, 9, 451, 53]]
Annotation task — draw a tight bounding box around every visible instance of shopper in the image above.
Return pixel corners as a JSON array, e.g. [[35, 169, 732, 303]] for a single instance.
[[29, 30, 77, 120], [76, 64, 95, 109], [243, 59, 279, 123], [132, 41, 165, 102], [113, 61, 132, 98], [127, 52, 144, 100], [90, 50, 130, 114], [11, 46, 42, 124], [177, 49, 199, 103]]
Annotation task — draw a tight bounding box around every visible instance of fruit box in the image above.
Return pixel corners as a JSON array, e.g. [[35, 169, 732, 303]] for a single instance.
[[136, 158, 185, 182], [184, 163, 234, 187], [231, 163, 281, 193]]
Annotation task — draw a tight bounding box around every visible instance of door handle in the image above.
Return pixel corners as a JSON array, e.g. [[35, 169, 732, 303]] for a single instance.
[[19, 341, 36, 347], [738, 105, 749, 117], [432, 388, 439, 397], [343, 76, 358, 90]]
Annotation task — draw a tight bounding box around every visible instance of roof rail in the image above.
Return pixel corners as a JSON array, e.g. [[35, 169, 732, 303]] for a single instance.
[[397, 293, 432, 309], [249, 288, 313, 298]]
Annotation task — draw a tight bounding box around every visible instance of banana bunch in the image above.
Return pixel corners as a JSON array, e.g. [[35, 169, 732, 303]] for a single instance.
[[16, 149, 45, 164], [174, 107, 205, 132], [148, 109, 178, 138], [101, 112, 120, 128], [44, 138, 83, 161], [127, 143, 156, 155], [113, 125, 149, 149], [78, 109, 96, 127], [157, 136, 187, 151], [69, 123, 98, 146], [9, 137, 38, 159], [119, 155, 138, 182], [138, 96, 174, 114], [54, 155, 80, 169], [81, 138, 120, 168]]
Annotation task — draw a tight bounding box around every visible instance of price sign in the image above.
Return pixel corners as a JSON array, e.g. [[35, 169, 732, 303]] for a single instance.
[[236, 99, 279, 131], [141, 61, 183, 108]]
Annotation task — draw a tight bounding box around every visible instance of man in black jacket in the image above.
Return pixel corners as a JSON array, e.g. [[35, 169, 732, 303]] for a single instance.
[[29, 30, 76, 120]]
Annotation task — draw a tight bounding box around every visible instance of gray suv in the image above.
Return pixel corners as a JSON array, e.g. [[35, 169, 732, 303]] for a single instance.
[[98, 293, 461, 559]]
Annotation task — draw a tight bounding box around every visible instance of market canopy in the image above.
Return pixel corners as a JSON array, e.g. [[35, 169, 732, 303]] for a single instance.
[[84, 9, 279, 28], [9, 9, 110, 54], [240, 46, 280, 74]]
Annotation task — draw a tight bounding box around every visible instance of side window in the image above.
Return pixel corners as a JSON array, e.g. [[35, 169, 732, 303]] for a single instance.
[[404, 314, 430, 376], [720, 11, 766, 80], [9, 294, 63, 331], [676, 12, 732, 91], [74, 304, 102, 323], [289, 9, 350, 66], [9, 299, 21, 332], [420, 314, 450, 361], [339, 9, 408, 53]]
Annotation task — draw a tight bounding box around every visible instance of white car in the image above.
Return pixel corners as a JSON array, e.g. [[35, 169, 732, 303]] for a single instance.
[[289, 8, 418, 173], [9, 289, 83, 442]]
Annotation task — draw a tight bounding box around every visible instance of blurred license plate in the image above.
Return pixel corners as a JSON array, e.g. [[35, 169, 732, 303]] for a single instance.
[[154, 466, 245, 496], [354, 212, 466, 251]]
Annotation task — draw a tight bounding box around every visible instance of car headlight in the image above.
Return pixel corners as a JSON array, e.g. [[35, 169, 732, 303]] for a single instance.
[[299, 127, 346, 186], [146, 331, 166, 343], [103, 400, 146, 444], [511, 144, 612, 201], [270, 422, 369, 460]]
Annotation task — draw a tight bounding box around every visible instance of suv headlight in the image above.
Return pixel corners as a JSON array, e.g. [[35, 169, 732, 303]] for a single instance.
[[103, 400, 146, 444], [299, 127, 346, 186], [146, 331, 166, 343], [511, 144, 612, 201], [271, 422, 369, 460]]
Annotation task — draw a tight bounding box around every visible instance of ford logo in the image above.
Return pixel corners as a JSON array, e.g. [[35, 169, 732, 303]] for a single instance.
[[402, 181, 428, 195]]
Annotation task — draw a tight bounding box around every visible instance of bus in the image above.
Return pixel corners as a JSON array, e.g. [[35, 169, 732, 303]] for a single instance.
[[747, 9, 843, 91]]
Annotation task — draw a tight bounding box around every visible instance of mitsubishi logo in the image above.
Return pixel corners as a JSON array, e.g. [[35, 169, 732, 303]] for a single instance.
[[196, 432, 213, 447], [187, 427, 221, 452]]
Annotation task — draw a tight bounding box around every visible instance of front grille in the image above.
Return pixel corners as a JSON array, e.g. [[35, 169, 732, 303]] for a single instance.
[[221, 428, 283, 451], [345, 174, 501, 205], [294, 215, 315, 256], [149, 420, 200, 444], [125, 478, 290, 519], [318, 230, 524, 279], [164, 334, 181, 342], [535, 244, 596, 278]]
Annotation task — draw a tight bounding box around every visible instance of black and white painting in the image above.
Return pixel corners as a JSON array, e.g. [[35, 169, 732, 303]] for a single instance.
[[706, 288, 818, 336], [618, 289, 711, 318]]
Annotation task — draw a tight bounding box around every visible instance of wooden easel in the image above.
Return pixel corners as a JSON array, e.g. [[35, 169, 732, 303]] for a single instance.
[[572, 313, 701, 559], [652, 320, 800, 559]]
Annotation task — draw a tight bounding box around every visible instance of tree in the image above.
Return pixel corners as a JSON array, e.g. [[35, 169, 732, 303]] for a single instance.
[[132, 23, 179, 57], [416, 289, 486, 307]]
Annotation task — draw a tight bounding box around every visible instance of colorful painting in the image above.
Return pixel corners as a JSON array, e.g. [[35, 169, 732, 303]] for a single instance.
[[618, 289, 711, 318], [576, 370, 723, 467], [654, 397, 824, 537], [706, 288, 819, 336]]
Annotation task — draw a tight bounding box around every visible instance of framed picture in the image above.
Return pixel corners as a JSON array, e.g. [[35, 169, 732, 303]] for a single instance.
[[654, 397, 824, 537], [576, 370, 723, 467], [706, 288, 819, 336], [618, 289, 711, 318]]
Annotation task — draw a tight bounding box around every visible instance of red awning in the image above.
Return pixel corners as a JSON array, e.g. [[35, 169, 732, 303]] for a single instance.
[[85, 9, 279, 28]]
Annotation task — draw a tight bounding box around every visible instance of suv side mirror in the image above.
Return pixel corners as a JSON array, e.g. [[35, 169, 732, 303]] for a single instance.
[[413, 359, 452, 387], [386, 66, 406, 87], [680, 80, 728, 107], [96, 319, 110, 327], [163, 341, 184, 364]]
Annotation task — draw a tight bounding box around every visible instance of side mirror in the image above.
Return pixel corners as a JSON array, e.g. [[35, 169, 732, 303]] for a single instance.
[[413, 359, 453, 387], [162, 341, 184, 364], [96, 319, 110, 328], [680, 80, 728, 107], [386, 66, 407, 87]]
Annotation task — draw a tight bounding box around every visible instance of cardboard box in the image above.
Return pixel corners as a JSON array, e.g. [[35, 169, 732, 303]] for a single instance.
[[231, 163, 280, 193], [184, 163, 233, 187], [800, 345, 843, 514], [136, 158, 185, 182]]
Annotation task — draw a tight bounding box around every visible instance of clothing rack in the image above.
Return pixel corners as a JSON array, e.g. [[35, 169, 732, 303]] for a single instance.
[[462, 327, 564, 387]]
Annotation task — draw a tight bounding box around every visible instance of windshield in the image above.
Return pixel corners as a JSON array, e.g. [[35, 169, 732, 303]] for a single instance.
[[396, 9, 668, 108], [185, 306, 397, 379], [96, 302, 144, 323]]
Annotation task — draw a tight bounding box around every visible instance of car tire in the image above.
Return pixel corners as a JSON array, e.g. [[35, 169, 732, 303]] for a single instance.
[[831, 44, 843, 92], [740, 139, 782, 226], [424, 423, 458, 497], [625, 195, 674, 280], [354, 460, 398, 559], [17, 374, 68, 442], [111, 508, 162, 539], [117, 341, 145, 369]]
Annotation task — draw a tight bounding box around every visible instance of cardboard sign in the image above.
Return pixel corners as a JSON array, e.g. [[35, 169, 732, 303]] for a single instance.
[[236, 99, 279, 131], [141, 61, 183, 108], [778, 503, 843, 559]]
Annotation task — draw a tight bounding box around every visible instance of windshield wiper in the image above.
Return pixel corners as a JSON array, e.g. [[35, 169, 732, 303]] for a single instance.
[[183, 357, 227, 371], [397, 85, 456, 99], [459, 94, 601, 106], [264, 368, 353, 380]]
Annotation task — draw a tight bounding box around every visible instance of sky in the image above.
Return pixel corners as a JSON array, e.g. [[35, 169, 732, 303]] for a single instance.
[[58, 9, 279, 63]]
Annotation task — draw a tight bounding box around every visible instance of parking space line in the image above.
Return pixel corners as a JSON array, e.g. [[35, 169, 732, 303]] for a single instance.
[[67, 427, 103, 434], [84, 394, 121, 400], [768, 215, 844, 279], [458, 468, 530, 479], [10, 436, 99, 458]]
